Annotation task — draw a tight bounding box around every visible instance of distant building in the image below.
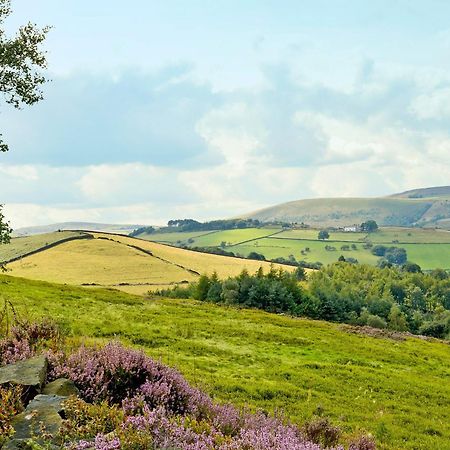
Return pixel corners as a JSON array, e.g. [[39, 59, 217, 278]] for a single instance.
[[343, 225, 359, 232]]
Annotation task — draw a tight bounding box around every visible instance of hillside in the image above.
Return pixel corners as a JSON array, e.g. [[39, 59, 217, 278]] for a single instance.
[[242, 186, 450, 229], [0, 230, 90, 264], [390, 185, 450, 199], [12, 221, 147, 236], [1, 274, 449, 449], [3, 231, 294, 294]]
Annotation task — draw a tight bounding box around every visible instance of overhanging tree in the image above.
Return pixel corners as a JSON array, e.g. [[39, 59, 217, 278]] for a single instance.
[[0, 0, 49, 240]]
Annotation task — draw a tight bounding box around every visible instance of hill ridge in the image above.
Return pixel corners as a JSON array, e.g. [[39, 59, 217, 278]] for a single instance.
[[242, 186, 450, 229]]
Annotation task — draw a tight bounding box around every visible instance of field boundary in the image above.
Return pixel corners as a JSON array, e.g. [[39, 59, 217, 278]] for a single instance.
[[145, 229, 221, 243], [227, 229, 285, 247], [2, 233, 93, 265], [92, 234, 201, 276]]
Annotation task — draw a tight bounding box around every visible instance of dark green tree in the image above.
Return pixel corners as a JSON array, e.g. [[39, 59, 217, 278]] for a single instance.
[[318, 230, 330, 240], [361, 220, 378, 233]]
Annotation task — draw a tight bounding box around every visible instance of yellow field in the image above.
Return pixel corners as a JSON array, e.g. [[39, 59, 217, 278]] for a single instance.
[[6, 232, 295, 295], [91, 233, 294, 277]]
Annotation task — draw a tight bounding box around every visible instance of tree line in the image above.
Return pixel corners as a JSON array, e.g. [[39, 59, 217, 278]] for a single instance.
[[130, 218, 262, 236], [158, 263, 450, 339]]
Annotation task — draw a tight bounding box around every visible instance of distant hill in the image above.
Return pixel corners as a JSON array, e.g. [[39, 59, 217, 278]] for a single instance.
[[12, 222, 147, 236], [390, 186, 450, 199], [242, 186, 450, 229]]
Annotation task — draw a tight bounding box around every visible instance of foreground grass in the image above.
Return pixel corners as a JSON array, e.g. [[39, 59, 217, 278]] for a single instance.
[[1, 275, 449, 449]]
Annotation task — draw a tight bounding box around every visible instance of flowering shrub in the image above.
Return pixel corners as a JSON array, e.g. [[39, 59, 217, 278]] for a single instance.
[[49, 342, 212, 416], [0, 318, 60, 365]]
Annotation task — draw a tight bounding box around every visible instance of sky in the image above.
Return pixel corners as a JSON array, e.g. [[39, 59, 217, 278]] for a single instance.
[[1, 0, 450, 228]]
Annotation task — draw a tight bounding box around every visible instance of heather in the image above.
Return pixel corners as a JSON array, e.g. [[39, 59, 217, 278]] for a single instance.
[[0, 320, 375, 449], [1, 275, 450, 449]]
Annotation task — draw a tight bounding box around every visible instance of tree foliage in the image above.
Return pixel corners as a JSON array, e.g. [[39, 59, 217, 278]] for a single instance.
[[1, 0, 50, 152], [360, 220, 378, 233], [0, 0, 50, 244], [318, 230, 330, 240]]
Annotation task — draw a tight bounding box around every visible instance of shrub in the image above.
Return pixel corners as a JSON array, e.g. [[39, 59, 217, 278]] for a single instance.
[[303, 417, 341, 447], [366, 315, 387, 329], [0, 316, 61, 365], [50, 342, 210, 414], [0, 386, 23, 442]]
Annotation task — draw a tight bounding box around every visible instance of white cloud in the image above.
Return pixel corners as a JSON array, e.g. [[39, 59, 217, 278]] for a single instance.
[[410, 87, 450, 119], [0, 165, 39, 181]]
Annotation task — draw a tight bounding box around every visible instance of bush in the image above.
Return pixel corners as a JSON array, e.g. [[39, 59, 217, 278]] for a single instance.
[[0, 386, 23, 443], [366, 315, 387, 329], [248, 251, 266, 261], [303, 417, 341, 447], [50, 342, 208, 413]]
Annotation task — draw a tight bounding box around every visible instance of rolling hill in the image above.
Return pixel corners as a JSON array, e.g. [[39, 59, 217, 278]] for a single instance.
[[2, 231, 295, 295], [242, 186, 450, 229]]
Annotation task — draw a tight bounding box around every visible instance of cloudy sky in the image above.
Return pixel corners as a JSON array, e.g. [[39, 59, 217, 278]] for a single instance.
[[1, 0, 450, 228]]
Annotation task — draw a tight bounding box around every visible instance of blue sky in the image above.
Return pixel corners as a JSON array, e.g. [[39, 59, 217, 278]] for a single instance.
[[1, 1, 450, 227]]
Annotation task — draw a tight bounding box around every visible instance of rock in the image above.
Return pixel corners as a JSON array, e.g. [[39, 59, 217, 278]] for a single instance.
[[3, 439, 59, 450], [0, 356, 47, 402], [43, 378, 79, 397], [4, 395, 67, 448]]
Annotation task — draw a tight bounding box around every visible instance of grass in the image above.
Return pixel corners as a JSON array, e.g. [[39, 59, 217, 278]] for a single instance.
[[6, 238, 198, 293], [400, 244, 450, 270], [4, 232, 294, 294], [368, 227, 450, 244], [1, 275, 449, 450], [137, 230, 216, 244], [0, 231, 87, 263], [185, 228, 282, 247]]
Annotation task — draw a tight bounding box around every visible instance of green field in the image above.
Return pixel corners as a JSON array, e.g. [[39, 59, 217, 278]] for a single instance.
[[138, 227, 450, 269], [1, 275, 449, 449], [136, 230, 215, 245], [232, 238, 380, 265], [147, 228, 282, 247]]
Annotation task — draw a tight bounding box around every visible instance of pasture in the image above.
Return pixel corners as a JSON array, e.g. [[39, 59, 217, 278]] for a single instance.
[[138, 227, 450, 269], [1, 274, 449, 450]]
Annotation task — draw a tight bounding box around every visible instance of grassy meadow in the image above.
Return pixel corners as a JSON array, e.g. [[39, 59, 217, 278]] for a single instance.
[[0, 274, 449, 450], [140, 226, 450, 269]]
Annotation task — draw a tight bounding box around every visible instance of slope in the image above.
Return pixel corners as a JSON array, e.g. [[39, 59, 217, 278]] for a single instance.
[[1, 274, 449, 450]]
